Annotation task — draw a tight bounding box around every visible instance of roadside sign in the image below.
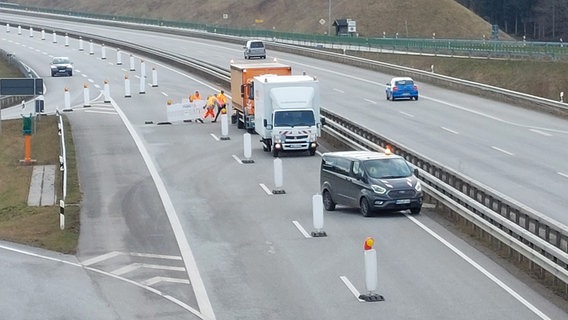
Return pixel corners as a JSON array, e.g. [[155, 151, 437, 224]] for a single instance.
[[0, 78, 43, 95]]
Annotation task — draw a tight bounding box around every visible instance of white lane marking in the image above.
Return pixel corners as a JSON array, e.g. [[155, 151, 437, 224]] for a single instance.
[[558, 172, 568, 179], [292, 220, 312, 238], [333, 88, 345, 93], [108, 97, 215, 319], [441, 127, 459, 134], [259, 183, 273, 195], [210, 133, 220, 141], [82, 251, 122, 266], [112, 263, 185, 276], [232, 154, 243, 164], [399, 111, 414, 118], [339, 276, 365, 302], [406, 214, 552, 320], [142, 276, 190, 286], [161, 91, 168, 97], [0, 243, 203, 317], [88, 78, 94, 83], [529, 129, 552, 136], [129, 252, 182, 260], [363, 98, 377, 105], [491, 146, 514, 156]]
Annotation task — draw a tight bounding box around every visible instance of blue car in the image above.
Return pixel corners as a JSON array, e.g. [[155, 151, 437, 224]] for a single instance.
[[385, 77, 418, 101]]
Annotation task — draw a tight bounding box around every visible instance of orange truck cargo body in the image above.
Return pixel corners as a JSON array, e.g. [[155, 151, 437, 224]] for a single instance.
[[230, 62, 292, 130]]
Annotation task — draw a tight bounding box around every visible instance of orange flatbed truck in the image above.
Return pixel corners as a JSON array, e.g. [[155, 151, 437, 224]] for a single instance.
[[230, 62, 292, 130]]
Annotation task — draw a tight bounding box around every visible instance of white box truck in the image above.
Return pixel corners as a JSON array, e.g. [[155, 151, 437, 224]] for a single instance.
[[254, 74, 322, 157]]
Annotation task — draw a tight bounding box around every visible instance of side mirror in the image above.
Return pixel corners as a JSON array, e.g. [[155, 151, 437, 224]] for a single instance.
[[413, 168, 419, 177]]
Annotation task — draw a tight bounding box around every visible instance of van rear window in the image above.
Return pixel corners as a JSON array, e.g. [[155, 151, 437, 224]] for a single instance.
[[250, 42, 264, 48]]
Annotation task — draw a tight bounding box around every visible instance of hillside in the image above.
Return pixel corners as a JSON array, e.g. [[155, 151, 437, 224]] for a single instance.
[[10, 0, 512, 40]]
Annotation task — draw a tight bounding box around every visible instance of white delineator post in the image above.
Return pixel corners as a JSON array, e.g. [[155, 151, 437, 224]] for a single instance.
[[124, 74, 131, 98], [59, 200, 65, 230], [220, 111, 230, 140], [139, 70, 146, 94], [103, 80, 111, 103], [140, 60, 146, 78], [41, 29, 45, 40], [28, 27, 33, 37], [52, 30, 57, 43], [116, 48, 122, 65], [358, 237, 384, 302], [129, 54, 135, 71], [64, 33, 69, 47], [17, 25, 21, 35], [101, 44, 106, 60], [6, 23, 10, 33], [242, 133, 254, 163], [78, 36, 83, 51], [151, 67, 158, 87], [311, 194, 326, 237], [272, 158, 285, 194], [83, 83, 91, 107], [63, 87, 72, 112], [89, 40, 94, 55]]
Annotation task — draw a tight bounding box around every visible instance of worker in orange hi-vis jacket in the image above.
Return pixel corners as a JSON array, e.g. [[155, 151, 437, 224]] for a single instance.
[[199, 94, 218, 123], [189, 90, 201, 102], [212, 90, 227, 123]]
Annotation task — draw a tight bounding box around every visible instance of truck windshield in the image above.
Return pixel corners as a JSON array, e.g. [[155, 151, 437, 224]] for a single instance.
[[273, 110, 315, 127]]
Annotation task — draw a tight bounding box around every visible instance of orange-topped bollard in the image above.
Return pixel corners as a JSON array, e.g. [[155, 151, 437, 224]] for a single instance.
[[359, 237, 384, 302]]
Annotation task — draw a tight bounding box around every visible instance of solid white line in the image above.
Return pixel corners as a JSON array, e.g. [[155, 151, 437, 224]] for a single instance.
[[82, 251, 122, 266], [558, 172, 568, 179], [84, 110, 118, 115], [529, 129, 552, 136], [259, 183, 273, 195], [161, 91, 168, 97], [363, 98, 377, 105], [109, 97, 215, 319], [292, 221, 312, 238], [339, 276, 365, 302], [129, 252, 182, 260], [232, 154, 243, 164], [491, 146, 514, 156], [441, 127, 459, 134], [406, 214, 552, 320], [399, 111, 414, 118], [333, 88, 345, 93]]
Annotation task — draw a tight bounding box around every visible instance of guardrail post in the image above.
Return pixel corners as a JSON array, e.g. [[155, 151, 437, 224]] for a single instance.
[[59, 200, 65, 230]]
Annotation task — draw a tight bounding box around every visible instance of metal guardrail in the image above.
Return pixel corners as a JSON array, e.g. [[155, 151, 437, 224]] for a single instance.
[[3, 9, 567, 291]]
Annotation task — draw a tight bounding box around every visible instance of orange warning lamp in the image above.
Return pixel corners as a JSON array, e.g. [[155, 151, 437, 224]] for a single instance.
[[364, 237, 374, 250], [384, 146, 391, 156]]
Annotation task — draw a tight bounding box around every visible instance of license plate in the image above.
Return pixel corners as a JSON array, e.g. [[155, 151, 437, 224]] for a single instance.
[[396, 199, 410, 204], [402, 93, 410, 96]]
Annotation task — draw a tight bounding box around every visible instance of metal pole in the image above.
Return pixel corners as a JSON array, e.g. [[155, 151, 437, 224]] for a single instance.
[[328, 0, 331, 36]]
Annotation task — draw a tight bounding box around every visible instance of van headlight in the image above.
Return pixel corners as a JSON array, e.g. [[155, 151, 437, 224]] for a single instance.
[[371, 185, 386, 194], [415, 181, 422, 192]]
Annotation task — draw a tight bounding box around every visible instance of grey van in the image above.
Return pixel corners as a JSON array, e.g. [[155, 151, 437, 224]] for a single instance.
[[244, 40, 266, 59], [320, 151, 423, 216]]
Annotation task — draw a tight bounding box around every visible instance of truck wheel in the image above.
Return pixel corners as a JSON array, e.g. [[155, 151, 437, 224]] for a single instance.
[[237, 119, 244, 129], [309, 148, 316, 156], [272, 149, 279, 157]]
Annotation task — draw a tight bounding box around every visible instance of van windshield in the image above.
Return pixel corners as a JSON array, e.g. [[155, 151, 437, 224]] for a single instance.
[[363, 158, 412, 179]]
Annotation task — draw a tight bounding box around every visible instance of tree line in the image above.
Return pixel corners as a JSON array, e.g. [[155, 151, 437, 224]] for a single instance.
[[456, 0, 568, 41]]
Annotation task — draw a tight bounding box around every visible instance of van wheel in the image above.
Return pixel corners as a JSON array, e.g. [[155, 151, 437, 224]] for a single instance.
[[309, 148, 316, 156], [322, 190, 335, 211], [360, 198, 372, 217], [410, 207, 421, 214]]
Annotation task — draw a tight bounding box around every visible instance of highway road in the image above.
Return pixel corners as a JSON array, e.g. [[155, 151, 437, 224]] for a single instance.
[[0, 12, 567, 320]]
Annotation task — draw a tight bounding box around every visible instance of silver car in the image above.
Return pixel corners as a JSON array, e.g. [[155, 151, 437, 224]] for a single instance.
[[50, 56, 73, 77]]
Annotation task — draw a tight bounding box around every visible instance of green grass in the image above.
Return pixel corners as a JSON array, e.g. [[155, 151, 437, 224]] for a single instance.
[[0, 116, 80, 253]]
